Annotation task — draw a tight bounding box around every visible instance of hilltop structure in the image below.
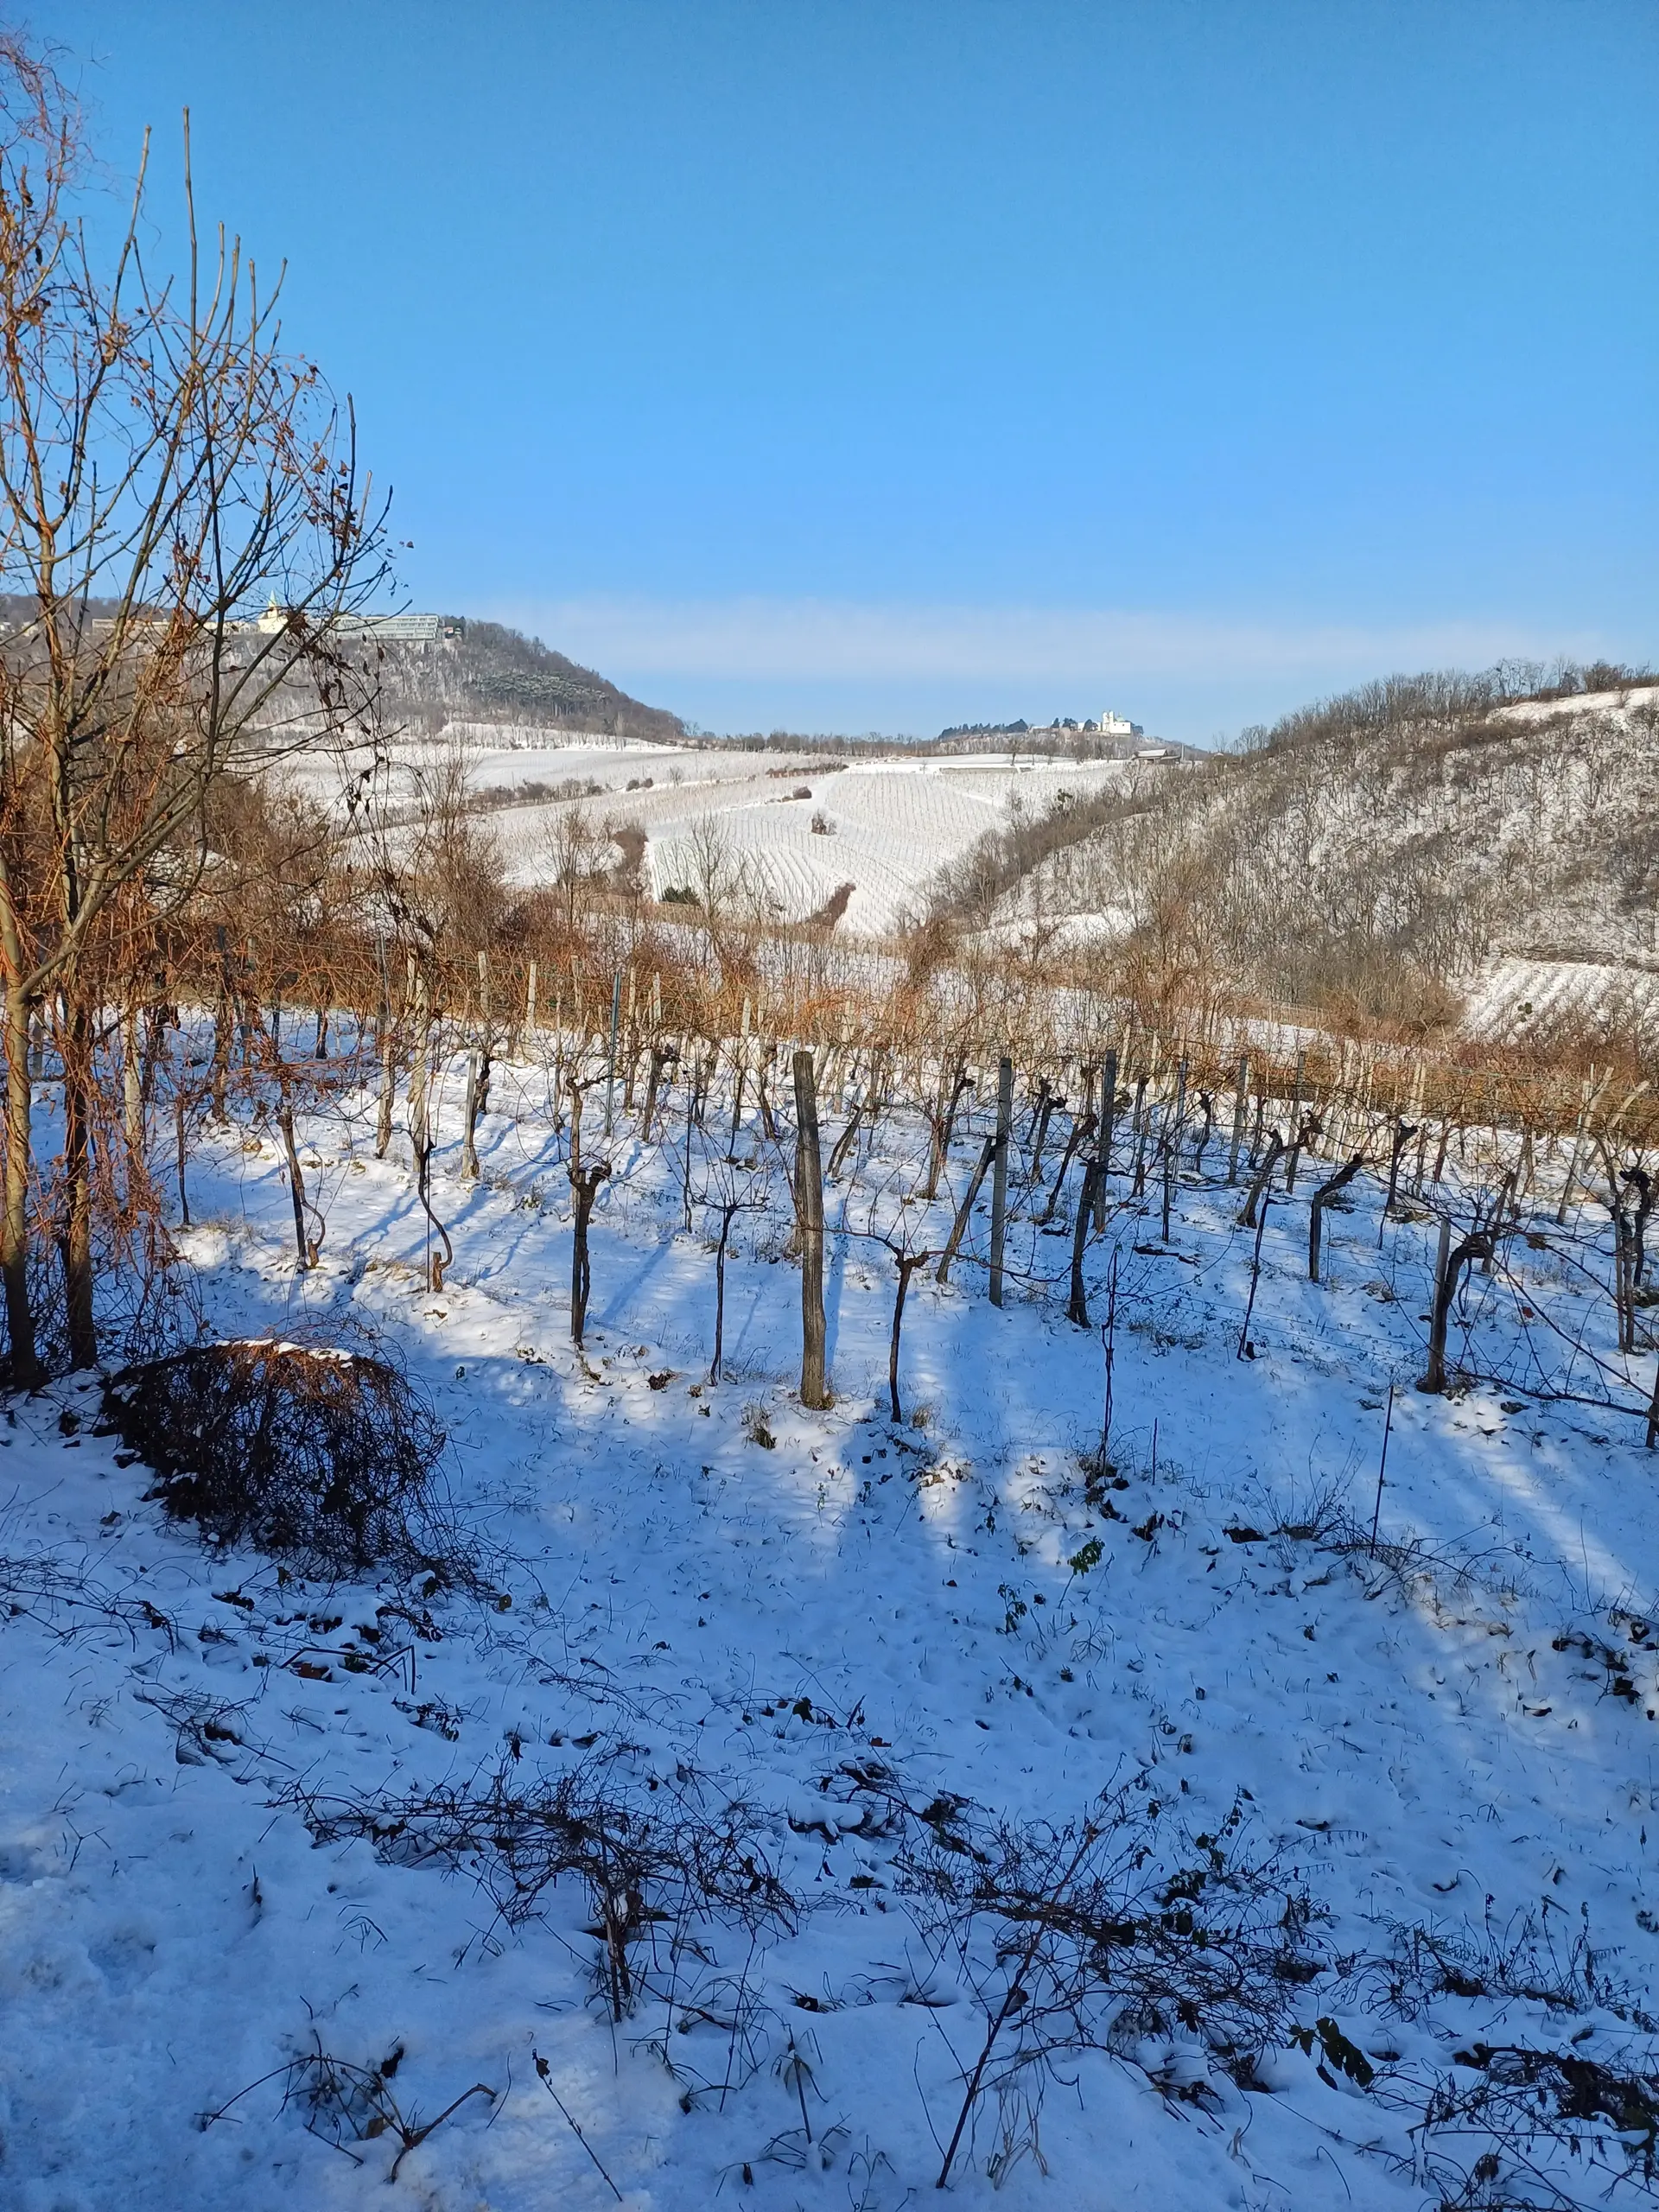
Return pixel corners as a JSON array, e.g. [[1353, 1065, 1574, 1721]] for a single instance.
[[252, 595, 465, 650]]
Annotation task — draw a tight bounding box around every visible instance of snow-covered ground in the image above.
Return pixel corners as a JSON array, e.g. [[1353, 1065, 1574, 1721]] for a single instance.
[[3, 1045, 1658, 2210]]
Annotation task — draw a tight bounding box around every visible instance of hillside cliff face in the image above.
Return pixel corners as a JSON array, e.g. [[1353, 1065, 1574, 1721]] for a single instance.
[[949, 672, 1657, 1041], [374, 620, 684, 745]]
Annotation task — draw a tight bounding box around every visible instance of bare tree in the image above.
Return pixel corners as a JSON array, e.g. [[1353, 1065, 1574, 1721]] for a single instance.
[[0, 44, 391, 1376]]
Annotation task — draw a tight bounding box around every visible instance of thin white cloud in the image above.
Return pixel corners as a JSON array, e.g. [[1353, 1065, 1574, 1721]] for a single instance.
[[495, 594, 1585, 685]]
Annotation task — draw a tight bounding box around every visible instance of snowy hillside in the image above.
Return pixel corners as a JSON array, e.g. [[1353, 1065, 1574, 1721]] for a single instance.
[[293, 735, 1137, 940], [4, 1037, 1659, 2210], [971, 678, 1658, 1045]]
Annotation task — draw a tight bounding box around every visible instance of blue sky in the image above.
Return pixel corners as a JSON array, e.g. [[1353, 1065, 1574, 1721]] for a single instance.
[[49, 2, 1659, 740]]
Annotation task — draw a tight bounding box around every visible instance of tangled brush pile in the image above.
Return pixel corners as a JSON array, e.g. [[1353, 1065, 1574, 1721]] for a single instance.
[[105, 1338, 449, 1574]]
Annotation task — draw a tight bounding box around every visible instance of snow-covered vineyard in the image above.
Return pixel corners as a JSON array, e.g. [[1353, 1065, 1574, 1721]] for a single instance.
[[288, 730, 1137, 941], [4, 1032, 1659, 2212]]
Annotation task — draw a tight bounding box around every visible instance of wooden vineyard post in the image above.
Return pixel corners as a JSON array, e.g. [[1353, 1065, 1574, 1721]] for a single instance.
[[374, 934, 395, 1160], [1285, 1048, 1306, 1190], [1420, 1217, 1455, 1392], [210, 924, 232, 1120], [989, 1055, 1013, 1307], [1228, 1055, 1249, 1185], [1161, 1056, 1186, 1243], [460, 1052, 480, 1180], [522, 957, 538, 1053], [604, 969, 621, 1139], [793, 1049, 829, 1408], [1096, 1048, 1116, 1230], [729, 998, 751, 1160]]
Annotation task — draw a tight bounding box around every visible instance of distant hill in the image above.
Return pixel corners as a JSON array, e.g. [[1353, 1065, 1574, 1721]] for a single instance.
[[931, 662, 1658, 1043], [365, 619, 685, 746]]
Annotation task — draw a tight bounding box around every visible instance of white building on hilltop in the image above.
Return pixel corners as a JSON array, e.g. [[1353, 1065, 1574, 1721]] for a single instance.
[[251, 595, 462, 650]]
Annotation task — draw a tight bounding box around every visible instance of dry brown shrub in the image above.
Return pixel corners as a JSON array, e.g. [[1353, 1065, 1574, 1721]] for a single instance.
[[105, 1336, 451, 1574]]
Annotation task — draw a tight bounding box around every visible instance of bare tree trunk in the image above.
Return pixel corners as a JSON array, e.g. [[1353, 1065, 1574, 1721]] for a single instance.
[[728, 1033, 747, 1160], [988, 1054, 1012, 1307], [1622, 1166, 1652, 1291], [121, 1001, 144, 1175], [1090, 1243, 1120, 1472], [210, 926, 232, 1121], [710, 1198, 740, 1382], [1282, 1113, 1320, 1198], [1420, 1219, 1491, 1393], [409, 976, 450, 1292], [1, 981, 38, 1382], [924, 1061, 971, 1200], [1381, 1118, 1415, 1241], [1309, 1153, 1363, 1282], [827, 1091, 864, 1182], [175, 1092, 190, 1229], [1558, 1078, 1595, 1225], [887, 1247, 932, 1424], [936, 1135, 996, 1287], [1068, 1157, 1098, 1326], [641, 1043, 671, 1145], [1028, 1077, 1057, 1186], [569, 1161, 610, 1345], [566, 1074, 583, 1179], [59, 1002, 96, 1369], [681, 1075, 695, 1233], [604, 968, 621, 1139], [278, 1100, 311, 1269], [1237, 1167, 1276, 1359], [1039, 1109, 1096, 1225], [1192, 1087, 1214, 1176], [793, 1049, 828, 1408], [1238, 1130, 1285, 1231]]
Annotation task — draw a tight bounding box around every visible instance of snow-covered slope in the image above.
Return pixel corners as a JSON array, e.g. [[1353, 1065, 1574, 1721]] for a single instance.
[[296, 736, 1135, 940], [977, 682, 1659, 1043], [3, 1045, 1657, 2209]]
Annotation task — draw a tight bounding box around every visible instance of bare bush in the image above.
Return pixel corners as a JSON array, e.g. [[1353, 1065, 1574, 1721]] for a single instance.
[[104, 1336, 450, 1574], [283, 1751, 796, 2024], [200, 2036, 495, 2182], [887, 1781, 1322, 2184]]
